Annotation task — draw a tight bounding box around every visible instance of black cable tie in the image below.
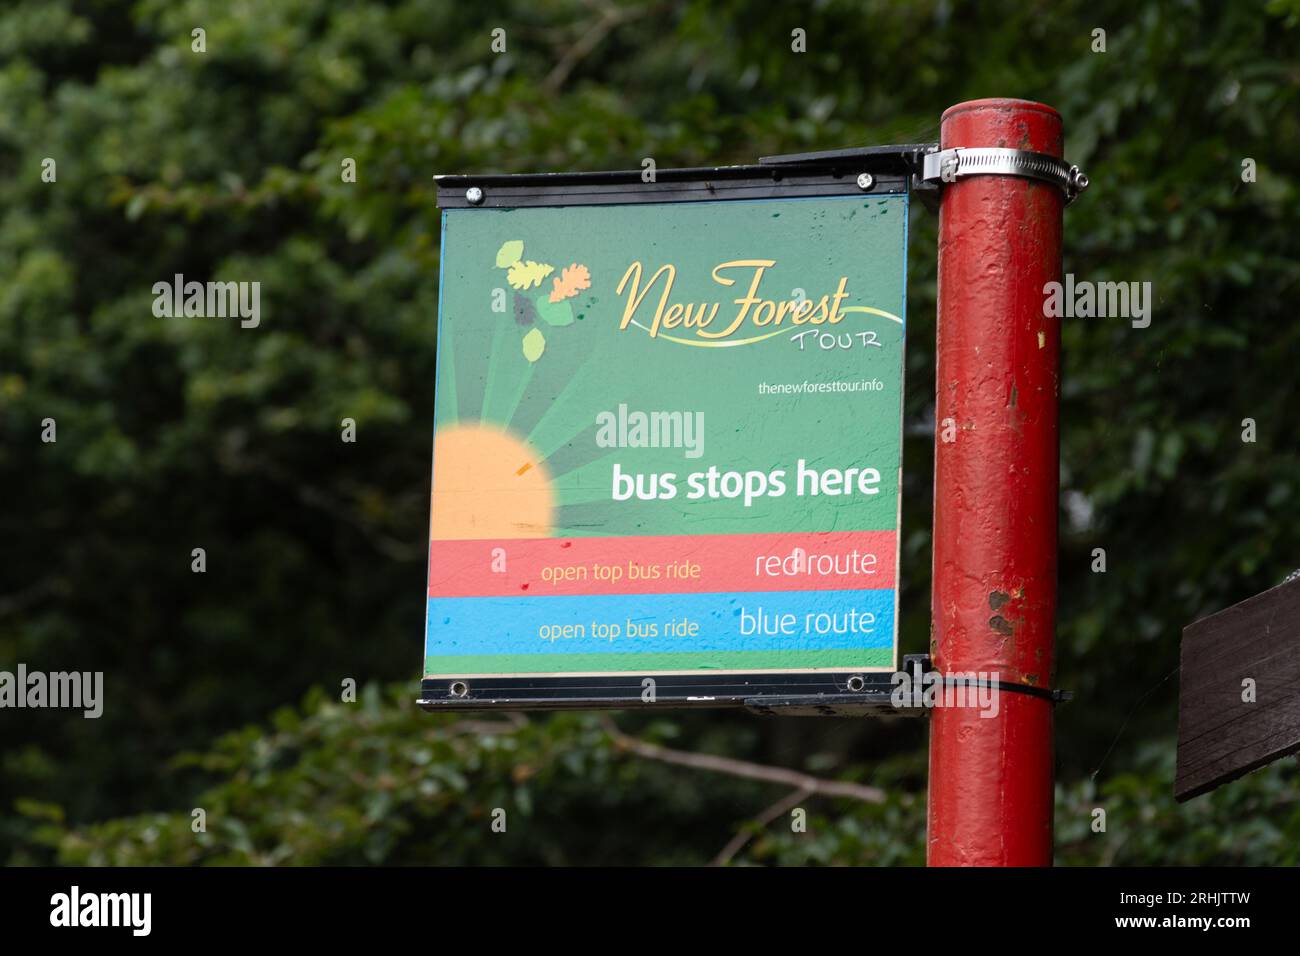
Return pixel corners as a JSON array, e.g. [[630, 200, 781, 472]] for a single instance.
[[900, 656, 1072, 706], [935, 674, 1072, 705]]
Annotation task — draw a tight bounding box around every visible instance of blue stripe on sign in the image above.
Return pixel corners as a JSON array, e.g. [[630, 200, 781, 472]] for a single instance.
[[425, 589, 895, 656]]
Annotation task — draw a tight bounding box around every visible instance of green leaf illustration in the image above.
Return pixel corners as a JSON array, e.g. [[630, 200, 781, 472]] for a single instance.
[[535, 293, 574, 327], [522, 327, 546, 363], [495, 240, 524, 268]]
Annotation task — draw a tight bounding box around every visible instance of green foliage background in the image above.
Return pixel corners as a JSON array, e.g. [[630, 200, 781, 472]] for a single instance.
[[2, 0, 1299, 865]]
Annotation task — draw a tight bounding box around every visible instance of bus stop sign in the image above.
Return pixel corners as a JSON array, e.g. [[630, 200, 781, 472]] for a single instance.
[[422, 159, 909, 709]]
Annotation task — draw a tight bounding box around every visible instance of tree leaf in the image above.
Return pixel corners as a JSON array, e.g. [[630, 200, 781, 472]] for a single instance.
[[506, 260, 554, 290], [513, 294, 539, 326], [125, 194, 148, 222], [548, 263, 591, 302], [522, 328, 546, 362], [495, 240, 524, 268]]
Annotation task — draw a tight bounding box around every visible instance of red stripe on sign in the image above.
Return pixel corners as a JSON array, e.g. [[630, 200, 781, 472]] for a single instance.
[[428, 531, 897, 598]]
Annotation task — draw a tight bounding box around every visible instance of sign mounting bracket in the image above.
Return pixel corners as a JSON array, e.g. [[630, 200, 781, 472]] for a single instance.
[[920, 146, 1090, 204], [434, 145, 931, 210]]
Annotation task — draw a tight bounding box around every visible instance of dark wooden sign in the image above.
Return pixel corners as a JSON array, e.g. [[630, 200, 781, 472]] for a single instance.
[[1175, 575, 1300, 801]]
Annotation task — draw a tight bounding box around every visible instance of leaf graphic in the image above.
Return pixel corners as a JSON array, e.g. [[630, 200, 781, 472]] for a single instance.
[[495, 240, 524, 268], [513, 294, 539, 326], [522, 328, 546, 363], [507, 260, 554, 290], [548, 263, 592, 303], [535, 293, 574, 327]]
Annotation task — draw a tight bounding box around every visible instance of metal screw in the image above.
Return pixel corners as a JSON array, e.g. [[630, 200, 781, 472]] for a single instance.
[[856, 172, 874, 191], [846, 675, 866, 692], [449, 680, 469, 698], [465, 186, 484, 205], [1065, 165, 1089, 205]]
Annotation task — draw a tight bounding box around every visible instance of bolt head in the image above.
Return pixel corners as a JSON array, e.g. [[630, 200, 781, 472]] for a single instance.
[[856, 172, 874, 191], [465, 186, 484, 205]]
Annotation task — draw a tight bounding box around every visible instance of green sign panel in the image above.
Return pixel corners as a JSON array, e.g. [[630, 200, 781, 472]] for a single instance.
[[426, 192, 907, 690]]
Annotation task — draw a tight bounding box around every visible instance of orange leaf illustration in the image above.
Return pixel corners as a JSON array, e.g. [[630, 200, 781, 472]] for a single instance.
[[548, 263, 592, 303]]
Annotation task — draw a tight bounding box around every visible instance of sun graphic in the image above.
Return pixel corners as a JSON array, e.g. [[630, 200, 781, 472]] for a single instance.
[[430, 423, 555, 540]]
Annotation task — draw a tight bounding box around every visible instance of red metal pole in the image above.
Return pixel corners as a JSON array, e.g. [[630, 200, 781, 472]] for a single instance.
[[927, 99, 1062, 866]]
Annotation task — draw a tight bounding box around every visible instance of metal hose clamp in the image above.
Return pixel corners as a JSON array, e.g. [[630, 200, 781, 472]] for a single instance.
[[921, 147, 1089, 204]]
